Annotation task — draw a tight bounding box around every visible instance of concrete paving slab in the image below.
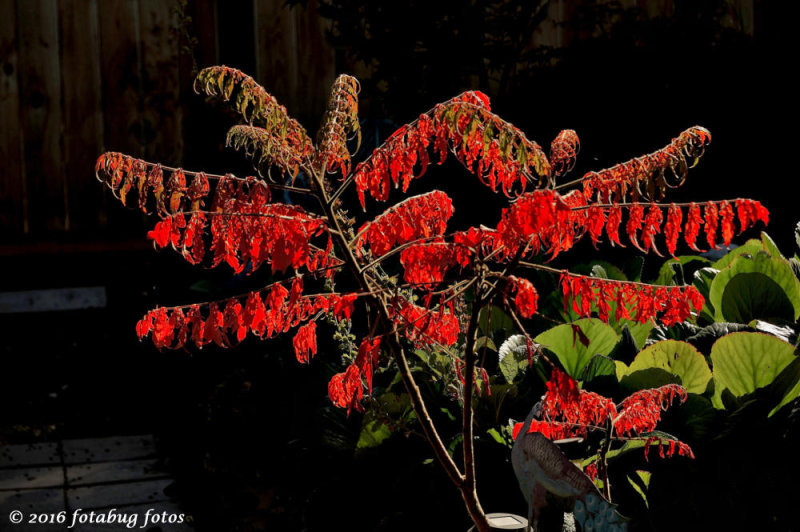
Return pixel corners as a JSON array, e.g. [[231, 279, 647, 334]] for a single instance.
[[0, 466, 63, 490], [67, 459, 167, 486], [0, 286, 107, 313], [67, 478, 173, 509], [63, 435, 156, 465], [0, 487, 65, 514], [0, 443, 60, 468]]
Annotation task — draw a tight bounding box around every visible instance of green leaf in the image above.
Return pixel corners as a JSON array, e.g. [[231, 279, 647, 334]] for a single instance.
[[795, 222, 800, 251], [581, 430, 684, 467], [789, 256, 800, 279], [764, 356, 800, 416], [624, 256, 645, 283], [475, 336, 497, 352], [498, 336, 531, 384], [478, 305, 515, 338], [711, 239, 764, 270], [627, 470, 651, 508], [486, 428, 508, 446], [580, 354, 617, 382], [692, 267, 719, 322], [576, 260, 628, 281], [623, 321, 654, 351], [721, 273, 795, 322], [440, 407, 457, 422], [447, 433, 463, 457], [622, 340, 712, 394], [685, 322, 754, 355], [621, 367, 681, 392], [356, 418, 392, 449], [615, 360, 629, 382], [710, 332, 797, 409], [534, 319, 620, 379], [607, 325, 640, 365], [761, 232, 784, 260], [710, 252, 800, 323], [677, 394, 718, 440], [654, 255, 710, 286], [497, 335, 537, 384]]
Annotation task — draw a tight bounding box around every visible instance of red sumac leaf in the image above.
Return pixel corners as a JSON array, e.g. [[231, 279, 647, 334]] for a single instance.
[[664, 203, 683, 257], [293, 321, 318, 364], [704, 201, 719, 249], [684, 202, 704, 252]]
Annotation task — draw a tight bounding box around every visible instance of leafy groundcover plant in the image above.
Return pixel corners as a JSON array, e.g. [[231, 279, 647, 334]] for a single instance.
[[96, 67, 771, 531]]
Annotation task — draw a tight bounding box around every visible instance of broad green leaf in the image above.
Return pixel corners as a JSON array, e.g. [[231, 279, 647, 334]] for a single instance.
[[534, 319, 620, 379], [709, 252, 800, 322], [621, 367, 680, 392], [770, 357, 800, 415], [498, 335, 533, 384], [622, 340, 712, 394], [720, 273, 795, 323], [711, 239, 764, 270], [710, 332, 797, 408], [693, 267, 719, 322], [654, 255, 710, 286], [615, 361, 629, 382], [761, 232, 784, 260], [580, 354, 617, 382], [685, 322, 753, 355], [623, 320, 655, 350], [608, 325, 640, 365]]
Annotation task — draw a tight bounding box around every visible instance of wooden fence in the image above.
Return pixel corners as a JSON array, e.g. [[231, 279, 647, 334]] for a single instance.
[[0, 0, 759, 248], [0, 0, 334, 247]]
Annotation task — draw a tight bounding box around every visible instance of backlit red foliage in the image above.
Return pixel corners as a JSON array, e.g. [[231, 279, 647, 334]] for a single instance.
[[515, 369, 693, 462], [352, 91, 550, 208], [582, 126, 711, 202], [355, 190, 454, 257], [100, 67, 767, 425], [615, 384, 687, 437], [388, 296, 461, 348], [135, 281, 358, 350], [507, 276, 539, 318], [559, 271, 704, 326]]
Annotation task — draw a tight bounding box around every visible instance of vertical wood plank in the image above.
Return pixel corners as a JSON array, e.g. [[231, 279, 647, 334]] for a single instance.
[[137, 0, 182, 164], [177, 0, 219, 170], [254, 1, 299, 116], [58, 0, 106, 234], [97, 0, 143, 157], [0, 0, 25, 237], [96, 0, 144, 236], [295, 0, 335, 124], [15, 0, 65, 235]]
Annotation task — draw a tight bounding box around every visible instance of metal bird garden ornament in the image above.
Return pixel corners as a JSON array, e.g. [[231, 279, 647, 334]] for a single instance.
[[511, 405, 627, 531]]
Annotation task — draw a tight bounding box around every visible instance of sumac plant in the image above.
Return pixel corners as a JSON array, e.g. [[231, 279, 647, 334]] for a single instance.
[[96, 66, 769, 530]]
